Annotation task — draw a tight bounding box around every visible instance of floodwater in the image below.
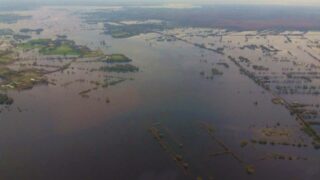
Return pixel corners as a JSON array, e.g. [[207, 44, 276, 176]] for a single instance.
[[0, 6, 319, 180]]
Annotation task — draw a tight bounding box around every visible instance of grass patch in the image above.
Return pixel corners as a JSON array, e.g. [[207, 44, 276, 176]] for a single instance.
[[18, 38, 51, 49], [19, 39, 81, 56], [40, 43, 81, 56], [99, 64, 139, 73], [0, 67, 47, 90], [19, 38, 106, 57], [82, 50, 104, 58], [104, 54, 132, 63]]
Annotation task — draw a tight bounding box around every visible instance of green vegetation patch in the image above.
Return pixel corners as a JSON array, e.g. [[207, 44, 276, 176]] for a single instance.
[[29, 39, 81, 56], [105, 54, 132, 63], [99, 64, 139, 73], [0, 67, 47, 90], [302, 124, 320, 144], [18, 38, 51, 49], [82, 50, 104, 58], [40, 43, 81, 56], [19, 38, 105, 57]]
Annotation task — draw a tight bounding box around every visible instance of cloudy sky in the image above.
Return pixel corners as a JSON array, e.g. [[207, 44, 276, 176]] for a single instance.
[[1, 0, 320, 6]]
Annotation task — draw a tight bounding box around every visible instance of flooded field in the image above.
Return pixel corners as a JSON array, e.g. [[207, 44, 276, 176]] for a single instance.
[[0, 5, 319, 180]]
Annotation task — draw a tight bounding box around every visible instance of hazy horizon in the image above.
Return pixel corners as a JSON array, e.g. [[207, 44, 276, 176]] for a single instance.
[[1, 0, 320, 6]]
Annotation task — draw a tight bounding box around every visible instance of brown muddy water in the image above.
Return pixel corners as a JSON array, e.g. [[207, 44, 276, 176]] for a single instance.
[[0, 6, 319, 180]]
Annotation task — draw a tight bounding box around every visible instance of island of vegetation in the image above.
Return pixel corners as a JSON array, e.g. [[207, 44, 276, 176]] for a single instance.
[[18, 38, 104, 57], [0, 67, 47, 90], [1, 35, 138, 98], [104, 54, 132, 63]]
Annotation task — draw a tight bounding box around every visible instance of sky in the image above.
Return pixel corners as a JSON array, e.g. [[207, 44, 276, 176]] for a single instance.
[[1, 0, 320, 6]]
